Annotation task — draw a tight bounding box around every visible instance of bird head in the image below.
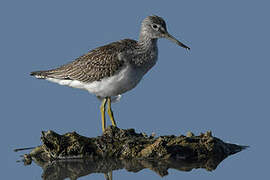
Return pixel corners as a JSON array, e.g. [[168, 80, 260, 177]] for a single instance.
[[140, 15, 190, 50]]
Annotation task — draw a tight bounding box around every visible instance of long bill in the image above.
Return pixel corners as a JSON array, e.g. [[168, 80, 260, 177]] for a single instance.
[[164, 33, 190, 50]]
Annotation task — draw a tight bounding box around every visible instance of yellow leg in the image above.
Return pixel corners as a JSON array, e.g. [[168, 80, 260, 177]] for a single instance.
[[107, 97, 117, 127], [100, 98, 108, 132], [109, 171, 113, 180], [104, 171, 112, 180]]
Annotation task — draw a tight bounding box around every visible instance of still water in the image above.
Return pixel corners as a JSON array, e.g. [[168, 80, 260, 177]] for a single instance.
[[2, 0, 270, 179], [18, 156, 238, 179]]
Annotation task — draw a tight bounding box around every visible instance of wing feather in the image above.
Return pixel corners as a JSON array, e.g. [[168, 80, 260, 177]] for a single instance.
[[31, 39, 137, 82]]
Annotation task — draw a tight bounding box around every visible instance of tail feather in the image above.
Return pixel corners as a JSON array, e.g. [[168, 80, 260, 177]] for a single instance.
[[30, 71, 49, 79]]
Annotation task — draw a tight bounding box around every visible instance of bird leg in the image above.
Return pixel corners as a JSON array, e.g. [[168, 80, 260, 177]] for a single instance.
[[104, 171, 113, 180], [107, 97, 117, 127], [100, 98, 108, 132]]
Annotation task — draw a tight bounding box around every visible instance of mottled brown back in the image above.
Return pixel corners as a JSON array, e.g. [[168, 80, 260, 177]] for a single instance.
[[31, 39, 137, 82]]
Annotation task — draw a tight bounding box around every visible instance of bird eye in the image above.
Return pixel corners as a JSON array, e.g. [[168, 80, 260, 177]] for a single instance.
[[152, 24, 158, 30]]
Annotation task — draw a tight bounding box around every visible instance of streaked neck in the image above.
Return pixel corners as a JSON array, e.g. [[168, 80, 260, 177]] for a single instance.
[[138, 34, 157, 51]]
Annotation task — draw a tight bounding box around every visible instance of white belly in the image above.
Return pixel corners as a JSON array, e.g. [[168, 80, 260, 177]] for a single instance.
[[46, 64, 144, 98]]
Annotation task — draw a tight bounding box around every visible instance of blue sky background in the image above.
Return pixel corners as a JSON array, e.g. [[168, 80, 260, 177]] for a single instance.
[[1, 0, 269, 179]]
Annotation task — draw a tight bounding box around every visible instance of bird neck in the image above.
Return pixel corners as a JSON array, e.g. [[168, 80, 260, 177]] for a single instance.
[[130, 35, 158, 73], [137, 32, 158, 52], [138, 32, 157, 47]]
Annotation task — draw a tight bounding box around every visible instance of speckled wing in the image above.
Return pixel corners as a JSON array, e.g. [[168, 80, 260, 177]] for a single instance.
[[31, 39, 137, 82]]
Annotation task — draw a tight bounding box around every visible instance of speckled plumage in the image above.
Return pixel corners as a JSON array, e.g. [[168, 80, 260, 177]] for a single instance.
[[31, 16, 189, 93], [31, 39, 137, 82], [30, 15, 190, 131]]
